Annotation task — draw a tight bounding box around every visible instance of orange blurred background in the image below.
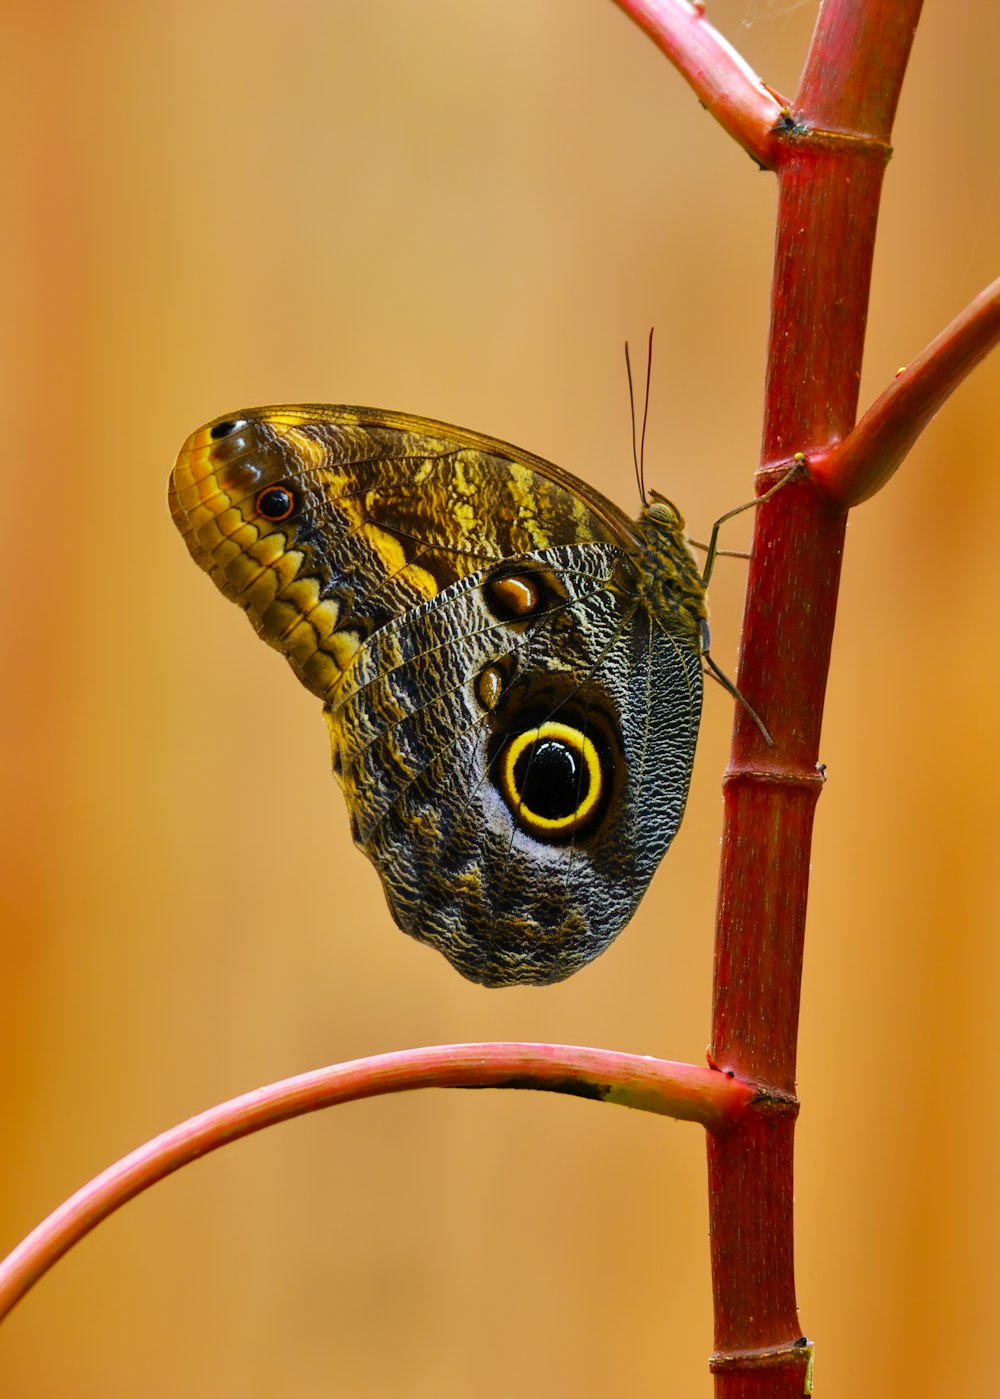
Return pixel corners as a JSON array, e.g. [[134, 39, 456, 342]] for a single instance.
[[3, 3, 998, 1395]]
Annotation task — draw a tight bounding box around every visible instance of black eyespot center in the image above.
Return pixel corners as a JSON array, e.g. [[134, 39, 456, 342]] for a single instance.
[[256, 485, 296, 522], [210, 418, 243, 440], [514, 737, 586, 822]]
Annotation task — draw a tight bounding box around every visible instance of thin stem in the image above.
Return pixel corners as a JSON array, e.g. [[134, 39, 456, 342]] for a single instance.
[[612, 0, 786, 166], [811, 276, 1000, 505], [0, 1042, 751, 1324]]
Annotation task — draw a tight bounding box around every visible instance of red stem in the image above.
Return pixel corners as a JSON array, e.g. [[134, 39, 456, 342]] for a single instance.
[[705, 3, 924, 1394], [612, 0, 785, 165], [812, 276, 1000, 505], [0, 1042, 749, 1323], [614, 0, 937, 1392]]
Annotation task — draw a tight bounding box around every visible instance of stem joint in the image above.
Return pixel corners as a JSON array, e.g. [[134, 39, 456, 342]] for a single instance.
[[710, 1338, 814, 1381]]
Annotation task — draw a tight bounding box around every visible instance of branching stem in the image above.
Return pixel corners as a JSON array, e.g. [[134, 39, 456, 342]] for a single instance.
[[610, 0, 993, 1393], [811, 276, 1000, 505], [612, 0, 786, 164]]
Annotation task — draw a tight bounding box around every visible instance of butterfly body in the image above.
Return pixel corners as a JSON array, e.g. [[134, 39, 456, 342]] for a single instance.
[[169, 407, 705, 986]]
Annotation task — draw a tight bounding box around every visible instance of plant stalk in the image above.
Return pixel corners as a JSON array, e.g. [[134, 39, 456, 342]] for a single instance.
[[703, 3, 924, 1393]]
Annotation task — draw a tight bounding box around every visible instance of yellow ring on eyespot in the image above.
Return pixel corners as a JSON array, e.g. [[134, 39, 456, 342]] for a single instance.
[[501, 720, 603, 832]]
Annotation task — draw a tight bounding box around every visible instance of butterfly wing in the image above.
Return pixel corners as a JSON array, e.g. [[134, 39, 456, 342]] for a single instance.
[[328, 542, 703, 985], [169, 406, 703, 985], [169, 406, 634, 700]]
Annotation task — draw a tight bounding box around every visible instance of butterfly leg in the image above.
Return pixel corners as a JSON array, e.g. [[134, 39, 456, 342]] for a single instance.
[[693, 456, 807, 745], [700, 620, 774, 746], [699, 456, 806, 588]]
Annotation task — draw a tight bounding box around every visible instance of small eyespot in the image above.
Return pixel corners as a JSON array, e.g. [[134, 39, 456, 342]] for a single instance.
[[210, 418, 244, 440], [483, 571, 541, 621], [255, 485, 296, 522], [475, 664, 508, 712]]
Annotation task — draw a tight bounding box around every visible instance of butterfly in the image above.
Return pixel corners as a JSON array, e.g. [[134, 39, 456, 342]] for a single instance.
[[168, 406, 708, 987]]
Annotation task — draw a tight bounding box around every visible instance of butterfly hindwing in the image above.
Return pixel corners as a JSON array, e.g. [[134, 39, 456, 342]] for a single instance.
[[325, 543, 702, 985]]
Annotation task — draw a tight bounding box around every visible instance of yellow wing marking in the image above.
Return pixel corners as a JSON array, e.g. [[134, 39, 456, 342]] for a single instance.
[[358, 521, 439, 602]]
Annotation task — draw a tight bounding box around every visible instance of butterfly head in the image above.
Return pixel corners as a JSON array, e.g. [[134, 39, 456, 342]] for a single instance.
[[632, 490, 707, 645], [645, 489, 684, 531]]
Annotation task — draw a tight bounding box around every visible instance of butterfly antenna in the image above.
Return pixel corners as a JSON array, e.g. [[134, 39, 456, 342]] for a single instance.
[[639, 327, 653, 505], [625, 339, 645, 505]]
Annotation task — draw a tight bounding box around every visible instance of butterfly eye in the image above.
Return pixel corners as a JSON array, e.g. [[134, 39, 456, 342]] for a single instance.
[[499, 720, 605, 841], [255, 485, 296, 522]]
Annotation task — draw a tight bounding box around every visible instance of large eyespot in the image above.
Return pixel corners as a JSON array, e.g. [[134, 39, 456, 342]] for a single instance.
[[255, 484, 296, 522], [498, 720, 605, 840]]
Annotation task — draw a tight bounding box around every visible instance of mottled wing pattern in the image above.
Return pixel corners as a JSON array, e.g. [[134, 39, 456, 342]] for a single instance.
[[328, 542, 703, 985], [169, 405, 706, 986]]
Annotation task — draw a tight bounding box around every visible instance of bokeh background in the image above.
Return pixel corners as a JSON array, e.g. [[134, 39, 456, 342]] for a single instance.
[[4, 2, 999, 1395]]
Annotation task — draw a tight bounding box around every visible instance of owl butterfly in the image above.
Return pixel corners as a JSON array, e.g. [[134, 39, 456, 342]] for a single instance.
[[169, 406, 709, 987]]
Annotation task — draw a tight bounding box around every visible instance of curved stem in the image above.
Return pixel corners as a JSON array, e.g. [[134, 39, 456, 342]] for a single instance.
[[612, 0, 786, 166], [811, 276, 1000, 506], [0, 1042, 750, 1323]]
